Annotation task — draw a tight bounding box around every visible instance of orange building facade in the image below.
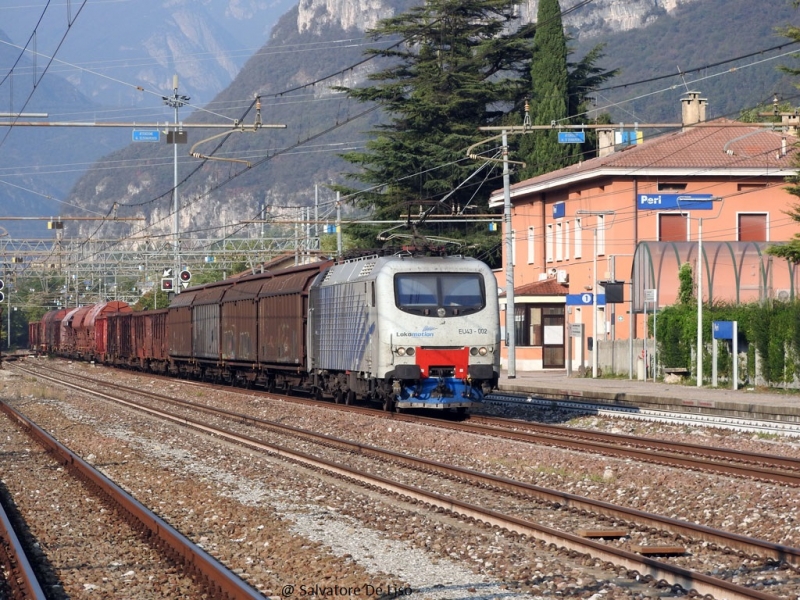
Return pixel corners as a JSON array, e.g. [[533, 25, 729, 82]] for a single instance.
[[489, 93, 800, 371]]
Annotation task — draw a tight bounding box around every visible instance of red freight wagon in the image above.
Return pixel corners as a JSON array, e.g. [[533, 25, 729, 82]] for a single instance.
[[71, 302, 131, 360], [91, 301, 132, 361], [28, 320, 41, 352], [59, 307, 82, 356], [41, 308, 69, 354]]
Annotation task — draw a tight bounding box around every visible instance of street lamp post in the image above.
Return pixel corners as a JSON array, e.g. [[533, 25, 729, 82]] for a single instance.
[[675, 197, 722, 387], [697, 216, 703, 387], [577, 210, 615, 378], [162, 75, 190, 294]]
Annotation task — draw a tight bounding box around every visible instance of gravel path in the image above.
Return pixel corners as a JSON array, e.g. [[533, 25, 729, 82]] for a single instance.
[[6, 359, 800, 598]]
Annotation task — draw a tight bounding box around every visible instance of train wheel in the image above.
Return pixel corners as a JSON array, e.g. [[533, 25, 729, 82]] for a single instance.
[[345, 390, 355, 406]]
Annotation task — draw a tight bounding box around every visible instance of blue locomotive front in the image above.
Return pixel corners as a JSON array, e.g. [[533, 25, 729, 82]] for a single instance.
[[307, 254, 500, 411]]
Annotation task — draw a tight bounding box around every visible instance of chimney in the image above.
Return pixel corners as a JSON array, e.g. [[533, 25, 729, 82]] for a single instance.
[[681, 91, 707, 130], [597, 127, 615, 157]]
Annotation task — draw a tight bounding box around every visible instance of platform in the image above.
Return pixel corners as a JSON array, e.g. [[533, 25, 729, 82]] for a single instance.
[[496, 370, 800, 425]]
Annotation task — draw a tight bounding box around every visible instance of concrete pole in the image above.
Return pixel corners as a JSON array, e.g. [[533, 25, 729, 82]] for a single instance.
[[502, 131, 515, 378]]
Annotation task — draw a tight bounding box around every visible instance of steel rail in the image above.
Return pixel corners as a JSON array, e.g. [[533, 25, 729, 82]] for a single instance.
[[0, 492, 47, 600], [16, 364, 800, 598], [0, 399, 266, 600]]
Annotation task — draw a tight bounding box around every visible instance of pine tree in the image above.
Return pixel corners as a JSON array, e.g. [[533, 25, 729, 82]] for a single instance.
[[332, 0, 527, 256]]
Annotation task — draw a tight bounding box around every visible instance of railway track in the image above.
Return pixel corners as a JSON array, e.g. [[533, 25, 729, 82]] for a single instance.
[[13, 360, 800, 600], [27, 361, 800, 486], [0, 397, 267, 600], [0, 493, 46, 600], [487, 391, 800, 437]]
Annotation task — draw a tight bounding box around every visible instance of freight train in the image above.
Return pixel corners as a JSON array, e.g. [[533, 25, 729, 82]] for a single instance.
[[29, 253, 501, 412]]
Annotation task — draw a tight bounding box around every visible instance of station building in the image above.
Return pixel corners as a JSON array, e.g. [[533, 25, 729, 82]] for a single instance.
[[489, 92, 800, 371]]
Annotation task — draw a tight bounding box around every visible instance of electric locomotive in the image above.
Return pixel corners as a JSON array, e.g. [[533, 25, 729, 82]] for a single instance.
[[308, 253, 500, 411]]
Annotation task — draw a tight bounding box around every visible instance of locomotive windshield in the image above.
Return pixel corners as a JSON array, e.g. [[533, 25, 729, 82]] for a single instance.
[[395, 272, 485, 315]]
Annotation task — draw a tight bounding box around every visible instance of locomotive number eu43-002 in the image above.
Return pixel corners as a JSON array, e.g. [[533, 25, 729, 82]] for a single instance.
[[458, 328, 488, 335]]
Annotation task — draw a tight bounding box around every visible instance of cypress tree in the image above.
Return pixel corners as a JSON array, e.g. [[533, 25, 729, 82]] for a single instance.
[[517, 0, 572, 178]]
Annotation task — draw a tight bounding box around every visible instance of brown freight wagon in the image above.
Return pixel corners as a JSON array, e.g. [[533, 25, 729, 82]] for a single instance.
[[257, 262, 329, 369], [220, 277, 264, 364], [106, 311, 132, 366], [132, 308, 169, 372]]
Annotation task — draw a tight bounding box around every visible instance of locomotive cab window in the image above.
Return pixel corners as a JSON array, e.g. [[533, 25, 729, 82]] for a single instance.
[[395, 273, 485, 316]]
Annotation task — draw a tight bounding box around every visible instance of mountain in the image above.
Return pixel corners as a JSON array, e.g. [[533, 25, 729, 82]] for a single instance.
[[3, 0, 800, 241], [0, 0, 296, 237]]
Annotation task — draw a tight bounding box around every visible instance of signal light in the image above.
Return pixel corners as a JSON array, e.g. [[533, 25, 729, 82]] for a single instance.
[[179, 269, 191, 283], [0, 279, 4, 290], [161, 278, 174, 292]]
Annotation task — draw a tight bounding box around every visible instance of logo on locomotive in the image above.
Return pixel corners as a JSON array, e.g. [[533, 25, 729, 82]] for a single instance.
[[395, 325, 436, 338]]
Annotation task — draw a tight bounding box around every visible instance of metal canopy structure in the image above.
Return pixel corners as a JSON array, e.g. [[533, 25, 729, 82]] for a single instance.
[[631, 240, 800, 311]]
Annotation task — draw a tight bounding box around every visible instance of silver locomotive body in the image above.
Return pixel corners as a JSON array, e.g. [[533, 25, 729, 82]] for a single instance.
[[308, 254, 500, 411]]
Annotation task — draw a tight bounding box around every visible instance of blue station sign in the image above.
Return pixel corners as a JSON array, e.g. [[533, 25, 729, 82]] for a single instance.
[[558, 131, 585, 144], [637, 193, 714, 211], [132, 129, 160, 142], [566, 293, 605, 306]]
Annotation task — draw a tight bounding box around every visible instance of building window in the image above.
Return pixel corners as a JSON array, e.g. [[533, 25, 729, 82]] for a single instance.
[[511, 230, 516, 265], [514, 305, 565, 347], [597, 214, 606, 256], [738, 213, 767, 241], [564, 221, 570, 261], [574, 218, 582, 258], [738, 183, 767, 192], [658, 182, 687, 191], [556, 222, 563, 261], [546, 224, 554, 263], [659, 213, 688, 241], [527, 226, 535, 264]]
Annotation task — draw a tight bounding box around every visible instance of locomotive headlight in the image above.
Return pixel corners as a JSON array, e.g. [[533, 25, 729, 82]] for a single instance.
[[397, 347, 406, 356], [470, 347, 478, 356], [478, 347, 488, 356], [405, 347, 415, 356], [471, 346, 488, 356], [437, 307, 446, 317]]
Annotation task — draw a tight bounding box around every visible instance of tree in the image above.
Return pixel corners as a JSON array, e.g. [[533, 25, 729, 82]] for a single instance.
[[766, 13, 800, 264], [332, 0, 529, 257], [517, 0, 570, 178], [333, 0, 616, 262]]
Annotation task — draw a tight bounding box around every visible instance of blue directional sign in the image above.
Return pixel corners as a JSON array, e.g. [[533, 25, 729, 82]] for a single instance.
[[558, 131, 585, 144], [132, 129, 160, 142], [637, 193, 713, 211], [713, 320, 735, 340], [566, 293, 605, 306]]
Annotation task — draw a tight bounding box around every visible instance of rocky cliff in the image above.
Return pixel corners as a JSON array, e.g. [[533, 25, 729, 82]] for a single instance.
[[294, 0, 701, 40]]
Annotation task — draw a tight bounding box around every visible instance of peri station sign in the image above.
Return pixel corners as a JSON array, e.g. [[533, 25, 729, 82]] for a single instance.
[[637, 193, 714, 211]]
